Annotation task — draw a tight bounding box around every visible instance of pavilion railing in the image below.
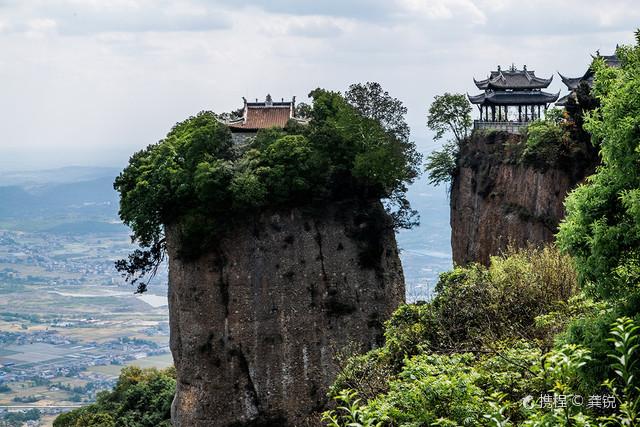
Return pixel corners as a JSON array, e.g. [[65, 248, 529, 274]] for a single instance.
[[473, 120, 529, 134]]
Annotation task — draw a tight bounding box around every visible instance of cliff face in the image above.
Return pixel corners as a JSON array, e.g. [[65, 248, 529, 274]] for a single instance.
[[451, 131, 597, 266], [167, 200, 405, 426]]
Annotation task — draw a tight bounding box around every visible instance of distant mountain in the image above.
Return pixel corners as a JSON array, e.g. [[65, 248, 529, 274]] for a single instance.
[[0, 177, 119, 218], [0, 166, 121, 187], [0, 168, 124, 234]]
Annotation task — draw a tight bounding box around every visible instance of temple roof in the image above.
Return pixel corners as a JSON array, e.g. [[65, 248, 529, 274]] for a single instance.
[[468, 90, 560, 105], [558, 73, 584, 91], [226, 95, 303, 132], [474, 65, 553, 90], [558, 51, 620, 91]]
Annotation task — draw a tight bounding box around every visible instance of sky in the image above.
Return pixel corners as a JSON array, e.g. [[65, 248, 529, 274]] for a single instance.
[[0, 0, 637, 170]]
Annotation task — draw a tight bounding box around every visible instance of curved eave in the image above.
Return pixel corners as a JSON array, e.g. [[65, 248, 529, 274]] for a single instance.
[[473, 77, 489, 90], [555, 94, 571, 107], [558, 72, 582, 90], [469, 91, 559, 105], [468, 93, 486, 104]]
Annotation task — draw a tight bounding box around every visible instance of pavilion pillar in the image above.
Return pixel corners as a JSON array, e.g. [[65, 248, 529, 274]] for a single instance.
[[492, 106, 495, 122], [518, 105, 522, 122], [537, 105, 540, 120]]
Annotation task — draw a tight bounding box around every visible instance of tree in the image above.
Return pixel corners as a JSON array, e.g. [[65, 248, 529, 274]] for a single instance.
[[345, 81, 411, 142], [294, 102, 312, 119], [557, 35, 640, 299], [424, 93, 472, 187], [424, 141, 457, 187], [426, 92, 472, 144]]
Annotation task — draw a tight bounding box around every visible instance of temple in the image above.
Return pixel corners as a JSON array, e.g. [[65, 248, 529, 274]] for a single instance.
[[224, 94, 308, 144], [468, 64, 559, 133], [557, 50, 620, 106]]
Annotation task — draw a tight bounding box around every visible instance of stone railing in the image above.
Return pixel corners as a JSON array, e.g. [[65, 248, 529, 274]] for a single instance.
[[473, 120, 528, 134]]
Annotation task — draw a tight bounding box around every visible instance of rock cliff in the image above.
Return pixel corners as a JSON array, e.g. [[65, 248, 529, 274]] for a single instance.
[[168, 199, 405, 426], [450, 131, 597, 265]]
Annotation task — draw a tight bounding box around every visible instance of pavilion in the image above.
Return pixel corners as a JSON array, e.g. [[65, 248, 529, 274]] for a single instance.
[[468, 64, 559, 133]]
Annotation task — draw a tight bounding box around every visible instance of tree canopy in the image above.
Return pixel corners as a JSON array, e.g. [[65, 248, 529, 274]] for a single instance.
[[426, 92, 472, 144], [114, 84, 421, 291], [424, 93, 472, 187]]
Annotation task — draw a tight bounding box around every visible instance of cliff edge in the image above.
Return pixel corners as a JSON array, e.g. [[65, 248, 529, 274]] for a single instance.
[[168, 200, 405, 426], [450, 131, 597, 265]]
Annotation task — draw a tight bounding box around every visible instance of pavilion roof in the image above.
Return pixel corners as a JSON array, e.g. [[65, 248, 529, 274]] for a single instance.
[[474, 66, 553, 90], [468, 90, 559, 106], [558, 51, 620, 91]]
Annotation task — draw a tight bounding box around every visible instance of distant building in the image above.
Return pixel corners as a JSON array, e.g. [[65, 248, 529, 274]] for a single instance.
[[557, 50, 620, 106], [468, 64, 559, 133], [224, 94, 308, 144]]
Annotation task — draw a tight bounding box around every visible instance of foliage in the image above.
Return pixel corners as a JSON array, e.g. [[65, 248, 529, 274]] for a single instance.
[[522, 119, 563, 162], [557, 39, 640, 300], [53, 366, 175, 427], [425, 93, 472, 187], [425, 141, 458, 187], [427, 92, 472, 144], [322, 390, 383, 427], [345, 81, 410, 142], [331, 246, 579, 404], [115, 84, 421, 289], [326, 314, 640, 427]]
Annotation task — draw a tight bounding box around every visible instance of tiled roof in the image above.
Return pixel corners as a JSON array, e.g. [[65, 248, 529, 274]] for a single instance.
[[474, 68, 553, 90], [468, 90, 559, 105], [558, 52, 620, 91], [228, 105, 292, 131]]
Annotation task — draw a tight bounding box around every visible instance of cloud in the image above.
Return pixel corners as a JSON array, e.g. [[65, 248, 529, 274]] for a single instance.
[[474, 0, 640, 36], [213, 0, 395, 23], [0, 0, 232, 35], [284, 17, 346, 38]]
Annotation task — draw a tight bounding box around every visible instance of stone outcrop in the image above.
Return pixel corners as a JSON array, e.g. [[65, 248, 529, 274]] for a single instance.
[[450, 131, 597, 266], [168, 200, 405, 426]]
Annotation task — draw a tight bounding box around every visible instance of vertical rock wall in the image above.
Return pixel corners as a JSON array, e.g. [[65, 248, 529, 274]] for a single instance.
[[450, 131, 597, 266], [168, 200, 405, 426]]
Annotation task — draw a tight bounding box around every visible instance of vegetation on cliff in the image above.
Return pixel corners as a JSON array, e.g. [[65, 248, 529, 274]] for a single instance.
[[557, 37, 640, 300], [326, 34, 640, 426], [114, 83, 421, 291]]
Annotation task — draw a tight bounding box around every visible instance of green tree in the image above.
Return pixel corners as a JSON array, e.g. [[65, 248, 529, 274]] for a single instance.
[[345, 81, 411, 142], [53, 367, 175, 427], [427, 92, 472, 144], [557, 36, 640, 299], [425, 93, 472, 187]]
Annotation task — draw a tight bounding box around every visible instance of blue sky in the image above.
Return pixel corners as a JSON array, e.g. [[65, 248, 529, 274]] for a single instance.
[[0, 0, 636, 170]]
